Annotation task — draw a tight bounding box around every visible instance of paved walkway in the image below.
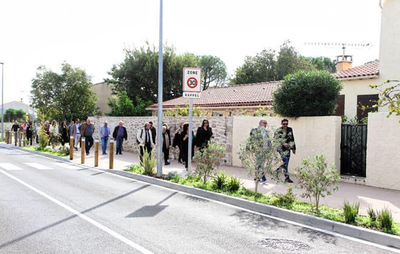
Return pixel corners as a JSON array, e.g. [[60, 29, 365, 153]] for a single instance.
[[70, 147, 400, 222]]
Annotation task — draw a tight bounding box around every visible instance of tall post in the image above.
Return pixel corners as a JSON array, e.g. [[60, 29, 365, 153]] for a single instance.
[[14, 131, 17, 146], [69, 136, 74, 160], [156, 0, 164, 177], [188, 98, 193, 170], [109, 140, 114, 169], [1, 62, 3, 142], [81, 138, 85, 164], [94, 140, 99, 167]]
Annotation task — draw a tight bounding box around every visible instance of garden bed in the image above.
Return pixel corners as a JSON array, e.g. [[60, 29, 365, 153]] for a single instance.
[[125, 165, 400, 237], [24, 146, 70, 157]]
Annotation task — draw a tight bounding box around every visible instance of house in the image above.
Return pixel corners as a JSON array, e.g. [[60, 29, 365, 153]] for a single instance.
[[147, 81, 280, 116], [333, 0, 400, 119]]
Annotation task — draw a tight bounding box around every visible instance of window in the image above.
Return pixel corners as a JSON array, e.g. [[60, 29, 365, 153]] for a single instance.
[[357, 94, 379, 120]]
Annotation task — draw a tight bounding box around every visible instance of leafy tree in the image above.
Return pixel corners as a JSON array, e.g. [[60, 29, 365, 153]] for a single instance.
[[4, 109, 26, 122], [231, 41, 334, 84], [232, 49, 276, 85], [273, 70, 342, 117], [107, 44, 228, 106], [30, 63, 98, 121], [275, 41, 315, 80], [370, 80, 400, 116], [164, 102, 206, 116], [302, 56, 337, 73], [107, 91, 152, 116], [200, 55, 228, 90], [295, 155, 340, 212], [238, 127, 285, 195], [194, 141, 226, 184]]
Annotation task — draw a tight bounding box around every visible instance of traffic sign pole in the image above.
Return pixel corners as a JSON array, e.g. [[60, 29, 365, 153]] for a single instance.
[[188, 98, 193, 170], [156, 0, 163, 177]]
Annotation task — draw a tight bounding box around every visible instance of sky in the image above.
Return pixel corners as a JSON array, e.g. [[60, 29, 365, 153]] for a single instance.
[[0, 0, 382, 104]]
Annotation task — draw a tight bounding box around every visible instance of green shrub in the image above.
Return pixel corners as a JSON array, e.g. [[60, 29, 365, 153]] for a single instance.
[[194, 141, 226, 184], [295, 154, 340, 212], [367, 207, 377, 222], [126, 164, 145, 174], [170, 174, 181, 183], [226, 175, 241, 192], [212, 171, 228, 190], [142, 149, 156, 176], [377, 208, 394, 233], [343, 201, 360, 224], [273, 186, 296, 208], [273, 70, 342, 117], [38, 131, 49, 150]]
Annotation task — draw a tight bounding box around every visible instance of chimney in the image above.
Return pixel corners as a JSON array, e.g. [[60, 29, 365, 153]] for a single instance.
[[336, 55, 353, 72]]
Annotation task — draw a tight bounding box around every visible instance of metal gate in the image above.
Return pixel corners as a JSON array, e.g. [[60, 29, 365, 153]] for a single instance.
[[340, 124, 368, 177]]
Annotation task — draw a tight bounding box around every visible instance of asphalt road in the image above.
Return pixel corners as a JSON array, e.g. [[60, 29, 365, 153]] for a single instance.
[[0, 146, 397, 254]]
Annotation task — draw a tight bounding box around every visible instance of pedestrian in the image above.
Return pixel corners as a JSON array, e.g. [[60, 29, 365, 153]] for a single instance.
[[49, 120, 59, 146], [72, 119, 81, 151], [26, 121, 33, 146], [275, 119, 296, 183], [195, 119, 213, 150], [181, 123, 195, 170], [11, 121, 19, 132], [32, 122, 39, 144], [149, 121, 156, 144], [60, 121, 69, 146], [137, 122, 154, 163], [250, 119, 270, 184], [162, 126, 171, 165], [172, 122, 184, 163], [68, 121, 74, 140], [80, 119, 95, 156], [100, 121, 111, 155]]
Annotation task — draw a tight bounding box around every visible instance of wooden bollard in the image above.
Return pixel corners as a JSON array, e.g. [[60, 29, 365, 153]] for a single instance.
[[109, 140, 114, 169], [18, 132, 22, 147], [69, 136, 74, 160], [6, 131, 9, 144], [81, 138, 86, 164], [14, 132, 17, 146], [94, 140, 99, 167]]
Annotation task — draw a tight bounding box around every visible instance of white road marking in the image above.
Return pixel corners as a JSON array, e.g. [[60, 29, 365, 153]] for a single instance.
[[24, 163, 53, 170], [0, 163, 23, 171], [52, 163, 81, 170], [0, 169, 153, 254]]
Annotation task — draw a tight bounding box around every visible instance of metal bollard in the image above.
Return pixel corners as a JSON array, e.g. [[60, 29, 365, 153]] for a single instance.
[[81, 138, 86, 164], [94, 140, 99, 167], [109, 140, 114, 169], [69, 137, 74, 160]]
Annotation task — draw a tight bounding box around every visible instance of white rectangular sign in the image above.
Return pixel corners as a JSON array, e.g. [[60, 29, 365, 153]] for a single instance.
[[183, 67, 202, 93], [183, 92, 201, 99]]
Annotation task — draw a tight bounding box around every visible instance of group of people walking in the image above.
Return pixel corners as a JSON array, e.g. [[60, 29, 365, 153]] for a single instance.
[[136, 120, 213, 169], [251, 118, 296, 184]]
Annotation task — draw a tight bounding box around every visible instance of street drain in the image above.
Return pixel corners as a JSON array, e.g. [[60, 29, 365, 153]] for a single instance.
[[259, 238, 312, 252]]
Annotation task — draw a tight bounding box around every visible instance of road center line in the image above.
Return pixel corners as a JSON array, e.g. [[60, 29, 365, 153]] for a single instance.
[[0, 169, 153, 254]]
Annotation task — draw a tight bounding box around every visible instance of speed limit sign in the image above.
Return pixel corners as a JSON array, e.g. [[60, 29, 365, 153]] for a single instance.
[[183, 67, 201, 98]]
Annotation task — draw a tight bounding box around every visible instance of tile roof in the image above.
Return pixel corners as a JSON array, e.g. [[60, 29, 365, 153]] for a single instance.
[[148, 81, 281, 109], [333, 60, 379, 79]]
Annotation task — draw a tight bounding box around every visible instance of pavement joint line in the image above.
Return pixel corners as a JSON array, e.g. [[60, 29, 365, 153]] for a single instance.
[[3, 145, 400, 253], [0, 169, 154, 254]]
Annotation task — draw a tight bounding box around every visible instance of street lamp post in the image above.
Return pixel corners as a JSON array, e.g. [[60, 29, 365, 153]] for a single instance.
[[156, 0, 163, 177], [1, 62, 4, 141]]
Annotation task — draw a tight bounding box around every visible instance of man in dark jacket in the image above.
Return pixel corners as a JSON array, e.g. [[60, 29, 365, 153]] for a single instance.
[[149, 121, 156, 144], [275, 119, 296, 183], [113, 121, 128, 155], [80, 119, 95, 156], [11, 121, 19, 132]]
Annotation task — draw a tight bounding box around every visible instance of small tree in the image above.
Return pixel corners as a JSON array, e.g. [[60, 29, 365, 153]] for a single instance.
[[194, 141, 226, 184], [370, 80, 400, 116], [142, 149, 157, 176], [273, 70, 342, 117], [295, 155, 340, 212], [238, 127, 284, 195]]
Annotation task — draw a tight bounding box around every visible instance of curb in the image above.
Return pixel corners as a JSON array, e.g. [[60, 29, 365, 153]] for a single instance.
[[3, 144, 400, 250], [102, 170, 400, 250]]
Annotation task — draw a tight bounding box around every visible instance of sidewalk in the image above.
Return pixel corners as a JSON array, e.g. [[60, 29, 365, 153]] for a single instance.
[[73, 147, 400, 222]]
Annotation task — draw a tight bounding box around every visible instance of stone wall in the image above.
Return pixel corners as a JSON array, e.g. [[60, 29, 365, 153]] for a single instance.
[[89, 116, 233, 165]]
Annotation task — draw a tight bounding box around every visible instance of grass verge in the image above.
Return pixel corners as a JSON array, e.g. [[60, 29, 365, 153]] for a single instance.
[[24, 146, 69, 157]]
